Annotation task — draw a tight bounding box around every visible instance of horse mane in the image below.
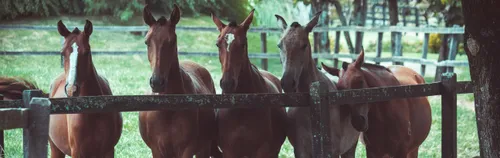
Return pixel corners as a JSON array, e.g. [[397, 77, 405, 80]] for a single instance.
[[0, 76, 48, 100]]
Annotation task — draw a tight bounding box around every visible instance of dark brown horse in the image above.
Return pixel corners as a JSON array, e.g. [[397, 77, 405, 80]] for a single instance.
[[48, 20, 123, 157], [139, 5, 220, 158], [212, 10, 287, 158], [0, 76, 48, 100], [321, 51, 432, 158], [275, 13, 359, 158]]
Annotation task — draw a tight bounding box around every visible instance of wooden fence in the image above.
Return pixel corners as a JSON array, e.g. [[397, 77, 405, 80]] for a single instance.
[[0, 25, 466, 76], [0, 73, 473, 158]]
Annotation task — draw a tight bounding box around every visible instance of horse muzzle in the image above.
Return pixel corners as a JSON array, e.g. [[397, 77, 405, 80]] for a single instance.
[[351, 115, 369, 132], [150, 75, 166, 93], [280, 77, 298, 93], [65, 83, 80, 97], [220, 78, 237, 93]]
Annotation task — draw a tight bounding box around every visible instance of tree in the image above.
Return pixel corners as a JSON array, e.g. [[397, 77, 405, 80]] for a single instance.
[[426, 0, 463, 80], [462, 0, 500, 157]]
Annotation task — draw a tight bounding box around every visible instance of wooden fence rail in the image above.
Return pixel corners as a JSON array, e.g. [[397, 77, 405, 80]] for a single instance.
[[0, 25, 466, 75], [0, 73, 472, 158]]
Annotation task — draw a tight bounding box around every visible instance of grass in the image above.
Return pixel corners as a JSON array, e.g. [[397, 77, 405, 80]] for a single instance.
[[0, 15, 479, 157]]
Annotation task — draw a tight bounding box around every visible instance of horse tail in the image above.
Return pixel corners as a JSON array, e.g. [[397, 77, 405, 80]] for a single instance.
[[0, 76, 48, 100]]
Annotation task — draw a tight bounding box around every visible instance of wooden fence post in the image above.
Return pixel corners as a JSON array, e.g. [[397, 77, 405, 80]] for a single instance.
[[260, 32, 268, 71], [22, 90, 50, 158], [421, 33, 430, 76], [309, 81, 332, 158], [0, 94, 4, 157], [393, 32, 403, 65], [376, 32, 383, 64], [447, 31, 459, 73], [441, 73, 457, 158], [334, 31, 341, 68]]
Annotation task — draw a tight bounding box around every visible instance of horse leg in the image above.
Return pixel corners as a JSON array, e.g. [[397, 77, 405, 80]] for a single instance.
[[341, 142, 357, 158], [49, 139, 65, 158]]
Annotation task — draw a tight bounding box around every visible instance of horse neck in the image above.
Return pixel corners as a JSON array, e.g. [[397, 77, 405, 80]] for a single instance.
[[297, 56, 325, 92], [77, 54, 103, 96], [235, 59, 267, 93], [163, 51, 193, 94]]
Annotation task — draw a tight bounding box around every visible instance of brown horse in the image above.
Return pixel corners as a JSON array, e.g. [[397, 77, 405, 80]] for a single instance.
[[212, 10, 287, 158], [139, 5, 220, 158], [321, 50, 432, 158], [48, 20, 123, 157], [0, 76, 48, 100], [275, 13, 359, 158]]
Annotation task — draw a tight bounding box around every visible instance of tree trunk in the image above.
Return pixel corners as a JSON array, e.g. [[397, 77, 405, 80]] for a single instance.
[[462, 1, 500, 157], [311, 0, 330, 66], [351, 0, 367, 54], [388, 0, 399, 56], [330, 0, 355, 54]]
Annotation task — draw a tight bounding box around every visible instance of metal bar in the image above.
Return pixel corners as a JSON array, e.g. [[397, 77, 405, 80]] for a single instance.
[[447, 34, 459, 73], [0, 25, 465, 34], [260, 32, 268, 70], [393, 32, 403, 65], [441, 73, 457, 158], [421, 33, 430, 76]]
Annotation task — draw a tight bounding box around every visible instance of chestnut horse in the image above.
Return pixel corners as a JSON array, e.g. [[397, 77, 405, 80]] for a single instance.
[[321, 51, 432, 157], [139, 5, 220, 158], [275, 13, 359, 158], [0, 76, 48, 100], [48, 20, 123, 157], [212, 10, 287, 158]]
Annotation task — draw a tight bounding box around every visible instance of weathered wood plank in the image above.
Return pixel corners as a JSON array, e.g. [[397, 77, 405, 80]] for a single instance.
[[49, 93, 311, 114], [456, 81, 473, 94], [393, 32, 403, 65], [328, 82, 441, 105], [0, 108, 29, 130], [24, 97, 50, 158], [260, 32, 268, 70], [441, 73, 457, 158], [0, 100, 23, 108], [447, 34, 459, 73], [310, 82, 333, 158]]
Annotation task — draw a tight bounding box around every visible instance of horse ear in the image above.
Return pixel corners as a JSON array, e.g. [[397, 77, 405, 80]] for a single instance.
[[143, 5, 156, 26], [305, 11, 322, 33], [169, 4, 181, 25], [342, 62, 349, 70], [275, 14, 287, 31], [240, 9, 255, 30], [354, 47, 365, 68], [321, 62, 340, 76], [57, 20, 70, 37], [211, 13, 226, 32], [84, 20, 93, 36]]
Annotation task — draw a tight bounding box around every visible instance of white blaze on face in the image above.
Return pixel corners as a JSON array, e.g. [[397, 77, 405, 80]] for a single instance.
[[66, 43, 78, 85], [225, 33, 235, 52]]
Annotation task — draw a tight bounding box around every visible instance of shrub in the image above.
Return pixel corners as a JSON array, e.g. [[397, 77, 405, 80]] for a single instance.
[[429, 33, 442, 53]]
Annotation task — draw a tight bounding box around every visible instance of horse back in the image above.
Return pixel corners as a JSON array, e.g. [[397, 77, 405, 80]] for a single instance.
[[180, 61, 216, 94], [259, 70, 282, 93]]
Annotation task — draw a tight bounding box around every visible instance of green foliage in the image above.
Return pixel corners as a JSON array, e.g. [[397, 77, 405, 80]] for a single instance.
[[252, 0, 310, 27], [0, 0, 65, 20], [84, 0, 144, 21], [429, 33, 442, 53]]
